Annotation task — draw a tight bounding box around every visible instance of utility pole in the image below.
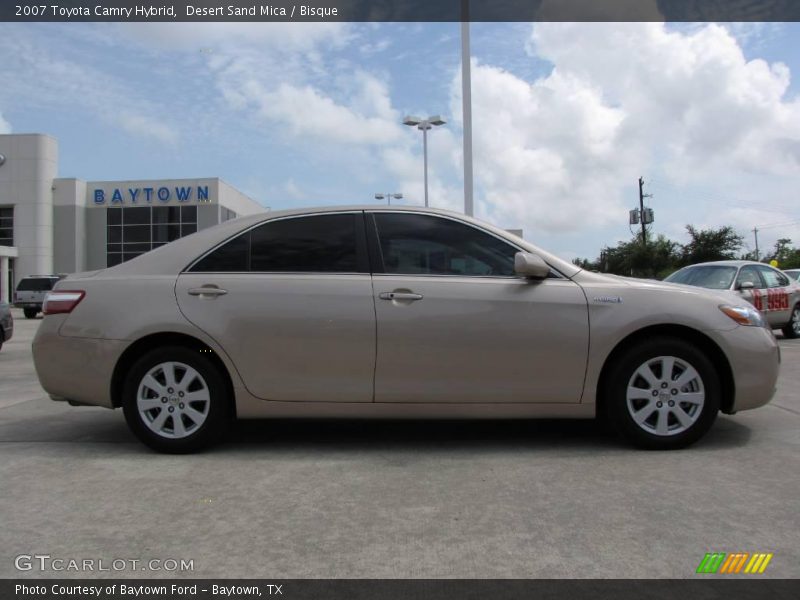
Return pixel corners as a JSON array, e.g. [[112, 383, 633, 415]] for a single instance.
[[638, 177, 647, 246], [752, 227, 760, 261]]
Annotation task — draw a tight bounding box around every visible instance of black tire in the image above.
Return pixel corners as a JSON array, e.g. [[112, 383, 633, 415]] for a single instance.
[[122, 345, 231, 453], [603, 337, 720, 450], [782, 304, 800, 339], [23, 308, 37, 319]]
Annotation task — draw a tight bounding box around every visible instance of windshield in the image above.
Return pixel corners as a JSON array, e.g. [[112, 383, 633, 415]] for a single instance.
[[664, 265, 738, 290], [16, 278, 58, 291]]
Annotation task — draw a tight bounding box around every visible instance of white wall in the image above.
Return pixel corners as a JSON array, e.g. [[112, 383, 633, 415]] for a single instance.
[[0, 134, 57, 286]]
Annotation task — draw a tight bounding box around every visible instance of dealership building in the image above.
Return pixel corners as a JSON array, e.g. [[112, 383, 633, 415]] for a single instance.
[[0, 133, 267, 303]]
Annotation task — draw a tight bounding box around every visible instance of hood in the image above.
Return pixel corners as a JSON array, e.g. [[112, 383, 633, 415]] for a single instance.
[[572, 270, 745, 306]]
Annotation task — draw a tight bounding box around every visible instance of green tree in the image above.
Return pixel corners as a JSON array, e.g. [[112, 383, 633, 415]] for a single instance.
[[679, 225, 743, 266], [575, 233, 680, 279], [767, 238, 800, 269]]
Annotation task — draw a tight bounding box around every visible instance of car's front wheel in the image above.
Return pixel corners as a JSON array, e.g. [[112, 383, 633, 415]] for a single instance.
[[23, 308, 37, 319], [604, 337, 720, 450], [122, 346, 231, 453], [782, 304, 800, 339]]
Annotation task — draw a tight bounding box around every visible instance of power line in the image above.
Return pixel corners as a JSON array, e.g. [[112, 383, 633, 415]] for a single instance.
[[646, 180, 798, 217]]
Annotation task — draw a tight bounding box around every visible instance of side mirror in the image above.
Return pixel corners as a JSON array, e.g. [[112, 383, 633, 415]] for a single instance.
[[738, 281, 754, 290], [514, 252, 550, 279]]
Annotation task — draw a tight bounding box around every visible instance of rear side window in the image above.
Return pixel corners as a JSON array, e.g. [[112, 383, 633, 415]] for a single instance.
[[372, 213, 518, 277], [756, 266, 789, 288], [16, 278, 58, 291], [191, 214, 361, 273], [192, 233, 250, 272]]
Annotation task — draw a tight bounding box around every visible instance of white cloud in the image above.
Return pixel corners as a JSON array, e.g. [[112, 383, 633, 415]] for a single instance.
[[119, 22, 351, 54], [451, 23, 800, 242], [117, 113, 178, 145], [254, 80, 402, 145], [0, 27, 178, 145], [0, 111, 10, 134]]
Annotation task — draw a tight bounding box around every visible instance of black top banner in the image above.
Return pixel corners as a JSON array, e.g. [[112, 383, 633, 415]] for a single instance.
[[2, 0, 799, 22]]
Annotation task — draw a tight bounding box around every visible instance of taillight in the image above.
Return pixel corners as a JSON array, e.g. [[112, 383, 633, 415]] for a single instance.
[[43, 290, 85, 315]]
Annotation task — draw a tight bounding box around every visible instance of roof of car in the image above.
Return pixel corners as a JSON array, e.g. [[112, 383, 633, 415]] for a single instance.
[[681, 260, 765, 268]]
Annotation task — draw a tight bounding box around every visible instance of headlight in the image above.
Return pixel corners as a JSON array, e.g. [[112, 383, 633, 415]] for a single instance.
[[719, 304, 767, 328]]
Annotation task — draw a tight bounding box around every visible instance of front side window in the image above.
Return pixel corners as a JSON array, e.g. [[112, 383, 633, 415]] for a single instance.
[[191, 213, 360, 273], [372, 213, 517, 277], [736, 266, 765, 289]]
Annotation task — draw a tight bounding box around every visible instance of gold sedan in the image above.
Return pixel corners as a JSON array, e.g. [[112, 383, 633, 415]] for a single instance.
[[33, 207, 779, 453]]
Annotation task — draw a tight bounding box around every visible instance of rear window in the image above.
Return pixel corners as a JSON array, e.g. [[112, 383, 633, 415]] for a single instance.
[[664, 266, 737, 290], [16, 278, 58, 291]]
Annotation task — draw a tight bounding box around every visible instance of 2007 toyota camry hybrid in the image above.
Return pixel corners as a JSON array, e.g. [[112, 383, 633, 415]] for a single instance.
[[32, 207, 779, 453]]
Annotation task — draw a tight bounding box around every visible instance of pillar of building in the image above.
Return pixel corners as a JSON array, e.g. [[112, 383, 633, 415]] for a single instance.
[[0, 255, 8, 304]]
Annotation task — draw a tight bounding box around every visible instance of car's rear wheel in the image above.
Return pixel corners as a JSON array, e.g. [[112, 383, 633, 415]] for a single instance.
[[122, 346, 231, 453], [23, 308, 37, 319], [604, 337, 720, 449], [782, 305, 800, 339]]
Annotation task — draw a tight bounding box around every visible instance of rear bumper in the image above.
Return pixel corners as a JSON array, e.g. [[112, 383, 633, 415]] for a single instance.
[[14, 302, 42, 309], [32, 316, 126, 409]]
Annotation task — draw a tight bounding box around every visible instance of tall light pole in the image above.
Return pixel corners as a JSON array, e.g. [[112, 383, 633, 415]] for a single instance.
[[461, 16, 474, 216], [375, 192, 403, 205], [403, 115, 446, 207]]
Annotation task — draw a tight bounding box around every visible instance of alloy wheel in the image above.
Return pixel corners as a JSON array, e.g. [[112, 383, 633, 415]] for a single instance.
[[136, 361, 210, 439], [626, 355, 705, 437]]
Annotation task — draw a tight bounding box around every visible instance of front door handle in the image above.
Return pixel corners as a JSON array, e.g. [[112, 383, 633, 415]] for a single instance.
[[188, 286, 228, 298], [379, 292, 423, 301]]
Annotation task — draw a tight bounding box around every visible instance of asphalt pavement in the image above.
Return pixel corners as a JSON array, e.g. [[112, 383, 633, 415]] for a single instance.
[[0, 309, 798, 579]]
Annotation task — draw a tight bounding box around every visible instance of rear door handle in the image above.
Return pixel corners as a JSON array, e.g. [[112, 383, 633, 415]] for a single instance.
[[379, 292, 423, 301], [188, 287, 228, 297]]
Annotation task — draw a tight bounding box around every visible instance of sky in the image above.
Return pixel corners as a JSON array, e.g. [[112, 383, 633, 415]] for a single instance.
[[0, 21, 798, 263]]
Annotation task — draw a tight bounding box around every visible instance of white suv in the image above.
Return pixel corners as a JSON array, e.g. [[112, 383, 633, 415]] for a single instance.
[[14, 275, 62, 319]]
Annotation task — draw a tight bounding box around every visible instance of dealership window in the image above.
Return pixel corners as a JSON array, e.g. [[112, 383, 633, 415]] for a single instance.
[[107, 206, 198, 267], [221, 207, 238, 222], [0, 207, 13, 247]]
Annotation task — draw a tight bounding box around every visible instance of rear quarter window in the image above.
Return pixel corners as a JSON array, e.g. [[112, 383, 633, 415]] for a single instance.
[[16, 278, 58, 292]]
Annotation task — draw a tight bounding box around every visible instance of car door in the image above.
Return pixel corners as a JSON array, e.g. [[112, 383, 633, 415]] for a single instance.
[[755, 265, 793, 328], [368, 211, 589, 404], [175, 212, 376, 403], [734, 265, 770, 322]]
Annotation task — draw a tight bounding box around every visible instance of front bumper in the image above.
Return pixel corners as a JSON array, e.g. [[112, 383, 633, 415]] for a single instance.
[[1, 318, 12, 342], [714, 325, 780, 412]]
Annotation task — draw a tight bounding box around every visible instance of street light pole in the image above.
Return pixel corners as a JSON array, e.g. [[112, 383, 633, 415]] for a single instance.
[[403, 115, 446, 208], [422, 125, 429, 207]]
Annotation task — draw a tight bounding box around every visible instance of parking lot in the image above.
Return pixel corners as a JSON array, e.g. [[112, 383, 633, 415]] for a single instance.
[[0, 309, 798, 579]]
